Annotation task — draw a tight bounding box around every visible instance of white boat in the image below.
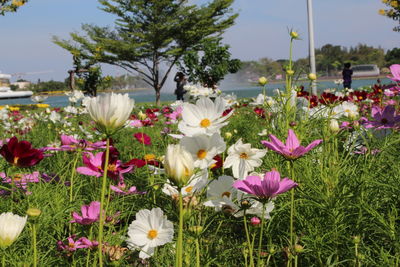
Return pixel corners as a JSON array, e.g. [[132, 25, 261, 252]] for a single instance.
[[0, 73, 33, 99]]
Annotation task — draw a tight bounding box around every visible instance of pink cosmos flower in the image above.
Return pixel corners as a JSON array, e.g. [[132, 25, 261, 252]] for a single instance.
[[233, 170, 297, 200], [76, 149, 133, 184], [110, 184, 145, 195], [133, 132, 152, 145], [364, 105, 400, 129], [70, 201, 100, 225], [43, 135, 106, 152], [57, 235, 98, 252], [129, 119, 144, 128], [261, 129, 322, 160], [0, 171, 40, 195], [388, 64, 400, 82]]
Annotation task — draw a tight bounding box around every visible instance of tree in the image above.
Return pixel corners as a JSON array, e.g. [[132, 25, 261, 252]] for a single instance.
[[385, 47, 400, 66], [379, 0, 400, 31], [53, 0, 237, 105], [0, 0, 28, 15], [177, 37, 241, 88]]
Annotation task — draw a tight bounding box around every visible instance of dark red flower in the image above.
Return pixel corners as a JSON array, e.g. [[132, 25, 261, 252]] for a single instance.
[[211, 155, 223, 170], [134, 133, 152, 145], [0, 136, 44, 167], [124, 158, 146, 168], [254, 107, 265, 118]]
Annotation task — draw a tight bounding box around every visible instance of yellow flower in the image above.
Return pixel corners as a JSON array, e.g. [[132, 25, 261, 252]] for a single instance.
[[9, 107, 20, 111], [37, 104, 50, 108], [382, 0, 389, 3], [378, 9, 386, 15], [258, 77, 268, 86], [12, 0, 25, 7], [390, 0, 398, 8]]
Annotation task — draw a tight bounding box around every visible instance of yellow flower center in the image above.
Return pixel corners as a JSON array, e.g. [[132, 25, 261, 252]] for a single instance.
[[68, 242, 75, 248], [147, 229, 158, 240], [200, 118, 211, 128], [13, 174, 22, 182], [239, 153, 249, 159], [144, 154, 156, 161], [345, 109, 350, 113], [197, 149, 207, 159], [185, 186, 194, 193], [107, 164, 117, 172], [13, 157, 19, 165], [221, 191, 231, 198]]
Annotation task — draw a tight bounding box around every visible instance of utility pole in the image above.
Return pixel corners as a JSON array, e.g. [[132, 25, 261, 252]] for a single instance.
[[307, 0, 317, 95]]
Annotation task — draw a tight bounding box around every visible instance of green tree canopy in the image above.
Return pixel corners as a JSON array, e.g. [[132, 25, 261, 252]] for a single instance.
[[53, 0, 237, 105], [177, 37, 241, 88]]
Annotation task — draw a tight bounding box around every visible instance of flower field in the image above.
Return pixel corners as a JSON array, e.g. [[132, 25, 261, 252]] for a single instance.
[[0, 74, 399, 266]]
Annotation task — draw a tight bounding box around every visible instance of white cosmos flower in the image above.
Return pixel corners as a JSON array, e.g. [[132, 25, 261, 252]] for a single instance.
[[86, 93, 135, 135], [178, 96, 232, 137], [180, 133, 226, 169], [65, 90, 85, 103], [204, 175, 241, 211], [223, 138, 266, 179], [162, 170, 208, 197], [127, 208, 174, 259], [49, 111, 61, 123], [0, 212, 27, 248], [332, 101, 359, 119]]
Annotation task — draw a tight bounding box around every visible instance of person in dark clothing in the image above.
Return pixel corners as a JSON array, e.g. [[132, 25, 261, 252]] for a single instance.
[[342, 63, 353, 89], [174, 72, 187, 101]]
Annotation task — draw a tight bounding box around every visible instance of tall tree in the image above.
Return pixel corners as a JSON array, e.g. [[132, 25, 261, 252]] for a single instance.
[[177, 37, 241, 88], [379, 0, 400, 32], [53, 0, 237, 105]]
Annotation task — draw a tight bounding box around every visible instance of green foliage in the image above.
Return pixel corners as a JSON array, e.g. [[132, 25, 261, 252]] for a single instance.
[[385, 47, 400, 66], [53, 0, 238, 104], [177, 37, 241, 88], [29, 80, 68, 92], [0, 0, 28, 15], [379, 0, 400, 32]]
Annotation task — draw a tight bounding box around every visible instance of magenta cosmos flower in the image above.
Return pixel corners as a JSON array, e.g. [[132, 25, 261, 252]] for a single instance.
[[365, 105, 400, 129], [0, 136, 44, 167], [261, 129, 322, 160], [133, 132, 152, 145], [70, 201, 100, 225], [388, 64, 400, 82], [233, 170, 297, 200]]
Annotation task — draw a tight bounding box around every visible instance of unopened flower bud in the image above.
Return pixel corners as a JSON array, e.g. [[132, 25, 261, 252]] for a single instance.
[[225, 132, 232, 139], [308, 73, 317, 81], [329, 119, 340, 133], [290, 31, 299, 39], [258, 77, 268, 86], [250, 217, 261, 226], [164, 144, 194, 188], [294, 244, 304, 253], [26, 208, 41, 217], [353, 235, 361, 244], [286, 69, 295, 76]]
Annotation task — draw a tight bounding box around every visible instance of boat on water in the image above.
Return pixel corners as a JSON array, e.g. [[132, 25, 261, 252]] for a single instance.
[[0, 73, 33, 99]]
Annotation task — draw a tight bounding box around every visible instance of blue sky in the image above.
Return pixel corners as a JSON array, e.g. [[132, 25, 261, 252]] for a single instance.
[[0, 0, 398, 82]]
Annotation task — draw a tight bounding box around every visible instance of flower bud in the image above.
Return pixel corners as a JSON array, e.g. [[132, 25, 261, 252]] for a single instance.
[[290, 31, 299, 39], [164, 144, 194, 188], [286, 69, 295, 76], [250, 217, 261, 226], [225, 132, 232, 139], [353, 235, 361, 244], [294, 244, 304, 253], [329, 119, 340, 133], [258, 77, 268, 86], [26, 208, 41, 217], [308, 73, 317, 81]]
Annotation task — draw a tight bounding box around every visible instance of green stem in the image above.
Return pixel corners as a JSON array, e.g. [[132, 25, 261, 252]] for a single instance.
[[176, 191, 184, 267], [86, 226, 93, 267], [289, 160, 296, 265], [243, 213, 255, 267], [32, 223, 38, 267], [69, 152, 81, 203], [2, 253, 5, 267], [98, 138, 110, 267], [257, 203, 266, 267], [195, 238, 200, 267]]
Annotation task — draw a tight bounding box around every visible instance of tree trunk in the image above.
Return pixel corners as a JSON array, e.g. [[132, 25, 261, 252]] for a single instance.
[[155, 85, 161, 106]]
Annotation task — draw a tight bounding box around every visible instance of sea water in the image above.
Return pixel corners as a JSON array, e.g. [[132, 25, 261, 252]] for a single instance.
[[0, 78, 389, 107]]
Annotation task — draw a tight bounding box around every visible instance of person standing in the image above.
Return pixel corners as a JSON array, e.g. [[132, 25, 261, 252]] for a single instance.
[[174, 72, 187, 101], [342, 63, 353, 89]]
